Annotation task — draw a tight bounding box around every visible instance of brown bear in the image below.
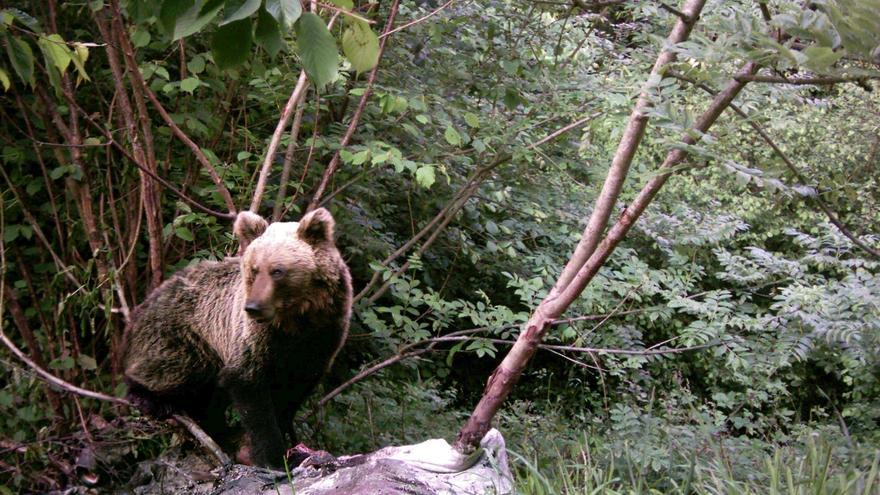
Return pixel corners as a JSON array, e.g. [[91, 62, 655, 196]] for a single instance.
[[122, 208, 352, 468]]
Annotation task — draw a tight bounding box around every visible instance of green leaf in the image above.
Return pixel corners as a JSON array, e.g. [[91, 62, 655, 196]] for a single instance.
[[160, 0, 195, 34], [329, 0, 354, 8], [70, 42, 90, 81], [295, 13, 338, 88], [3, 225, 18, 243], [342, 19, 379, 73], [187, 54, 206, 73], [175, 226, 195, 241], [464, 112, 480, 128], [220, 0, 261, 26], [444, 125, 461, 146], [265, 0, 302, 30], [0, 68, 10, 91], [212, 17, 253, 68], [3, 33, 34, 86], [255, 8, 283, 57], [130, 27, 151, 48], [803, 46, 845, 72], [415, 165, 435, 188], [38, 34, 71, 75], [77, 354, 97, 371], [161, 0, 225, 40], [503, 87, 522, 109], [180, 76, 200, 93]]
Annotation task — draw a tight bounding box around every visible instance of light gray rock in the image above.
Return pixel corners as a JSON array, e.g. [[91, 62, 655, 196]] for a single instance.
[[128, 429, 513, 495]]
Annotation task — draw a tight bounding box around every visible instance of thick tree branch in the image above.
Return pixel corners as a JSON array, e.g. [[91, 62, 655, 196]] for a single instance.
[[550, 0, 706, 299], [454, 56, 758, 453]]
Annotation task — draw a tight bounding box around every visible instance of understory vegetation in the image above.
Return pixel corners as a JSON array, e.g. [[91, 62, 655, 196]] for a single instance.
[[1, 0, 878, 492]]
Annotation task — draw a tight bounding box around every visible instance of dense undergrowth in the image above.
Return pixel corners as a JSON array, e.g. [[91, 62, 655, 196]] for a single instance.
[[1, 0, 879, 492]]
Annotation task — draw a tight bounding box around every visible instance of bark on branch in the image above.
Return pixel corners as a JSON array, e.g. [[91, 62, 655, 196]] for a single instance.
[[453, 46, 758, 456], [734, 74, 879, 86]]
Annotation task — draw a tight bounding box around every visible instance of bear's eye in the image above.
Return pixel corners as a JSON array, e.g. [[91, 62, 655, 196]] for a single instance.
[[270, 268, 286, 280]]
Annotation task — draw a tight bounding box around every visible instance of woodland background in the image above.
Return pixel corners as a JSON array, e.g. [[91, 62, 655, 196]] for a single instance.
[[0, 0, 879, 492]]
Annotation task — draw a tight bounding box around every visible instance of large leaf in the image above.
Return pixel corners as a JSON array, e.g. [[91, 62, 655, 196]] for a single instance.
[[3, 33, 34, 86], [0, 68, 10, 91], [294, 13, 338, 88], [342, 19, 379, 73], [37, 34, 71, 74], [220, 0, 260, 26], [211, 17, 253, 68], [265, 0, 302, 30], [161, 0, 224, 40], [255, 8, 283, 57]]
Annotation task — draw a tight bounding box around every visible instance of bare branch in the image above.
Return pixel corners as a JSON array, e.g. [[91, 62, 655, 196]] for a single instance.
[[380, 0, 454, 39], [734, 74, 878, 85], [528, 112, 600, 149], [453, 54, 756, 453], [251, 71, 309, 214], [550, 0, 707, 298], [273, 97, 308, 222]]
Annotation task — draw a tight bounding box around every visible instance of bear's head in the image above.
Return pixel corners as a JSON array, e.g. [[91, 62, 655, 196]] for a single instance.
[[233, 208, 343, 323]]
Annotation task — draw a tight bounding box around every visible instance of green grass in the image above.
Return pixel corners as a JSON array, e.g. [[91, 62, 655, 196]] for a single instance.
[[512, 433, 880, 495]]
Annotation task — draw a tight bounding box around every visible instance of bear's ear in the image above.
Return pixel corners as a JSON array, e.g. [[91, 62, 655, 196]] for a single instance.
[[234, 211, 268, 252], [297, 207, 335, 245]]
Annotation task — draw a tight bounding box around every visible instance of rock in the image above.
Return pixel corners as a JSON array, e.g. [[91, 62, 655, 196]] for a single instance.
[[129, 429, 513, 495]]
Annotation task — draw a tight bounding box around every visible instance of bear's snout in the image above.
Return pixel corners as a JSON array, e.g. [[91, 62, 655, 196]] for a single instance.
[[244, 301, 274, 322]]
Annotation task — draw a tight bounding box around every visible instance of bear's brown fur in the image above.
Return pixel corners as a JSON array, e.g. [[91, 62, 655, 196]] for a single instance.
[[122, 208, 352, 467]]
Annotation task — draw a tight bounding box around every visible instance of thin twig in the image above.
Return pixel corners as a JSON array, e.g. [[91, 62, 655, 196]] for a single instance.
[[528, 112, 600, 149], [70, 102, 235, 220], [380, 0, 455, 39]]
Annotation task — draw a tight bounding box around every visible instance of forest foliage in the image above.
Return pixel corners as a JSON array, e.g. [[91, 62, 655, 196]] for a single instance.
[[1, 0, 879, 492]]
